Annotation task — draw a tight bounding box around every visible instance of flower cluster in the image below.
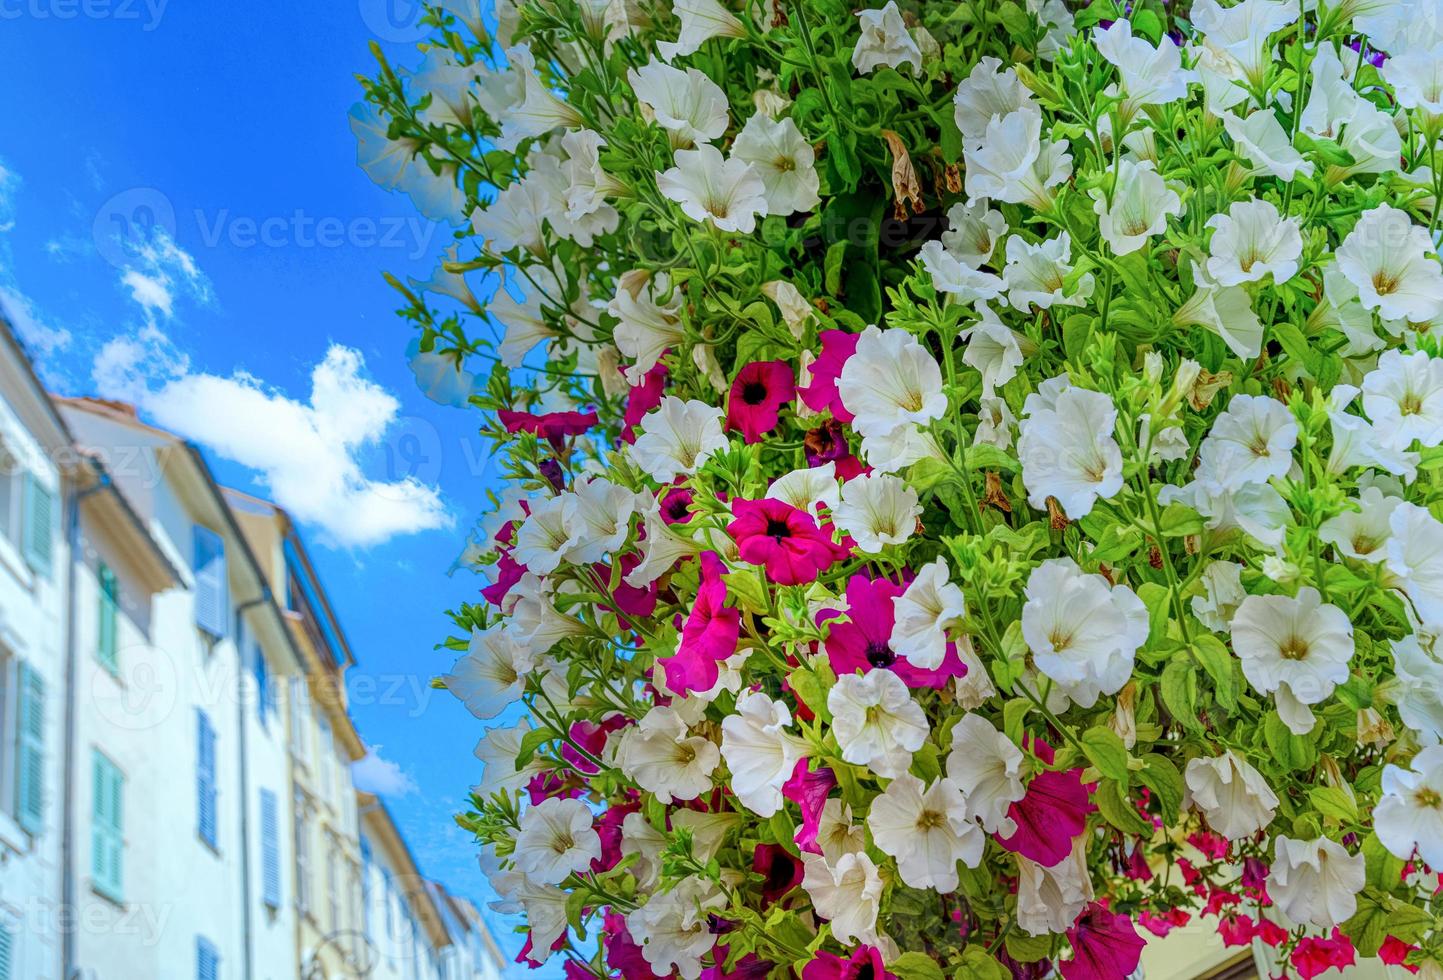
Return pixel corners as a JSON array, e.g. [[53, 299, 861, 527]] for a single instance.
[[357, 0, 1443, 977]]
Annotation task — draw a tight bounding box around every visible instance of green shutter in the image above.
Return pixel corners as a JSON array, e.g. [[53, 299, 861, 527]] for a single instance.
[[90, 751, 124, 901], [0, 920, 13, 980], [21, 474, 54, 577], [15, 664, 44, 835], [98, 564, 119, 673]]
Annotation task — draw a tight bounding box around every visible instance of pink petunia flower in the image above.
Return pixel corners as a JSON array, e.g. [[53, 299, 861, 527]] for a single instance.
[[728, 498, 848, 585], [603, 911, 669, 979], [798, 329, 859, 422], [498, 408, 599, 447], [1216, 912, 1256, 947], [481, 552, 525, 607], [783, 760, 836, 855], [817, 574, 969, 689], [1061, 903, 1146, 980], [1380, 936, 1421, 974], [804, 418, 866, 479], [1292, 929, 1356, 980], [753, 842, 804, 906], [728, 359, 797, 443], [660, 486, 696, 524], [622, 362, 668, 444], [997, 766, 1092, 867], [657, 552, 740, 695], [801, 946, 895, 980]]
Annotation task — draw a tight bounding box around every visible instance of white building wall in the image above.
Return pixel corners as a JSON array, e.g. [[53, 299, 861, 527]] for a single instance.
[[0, 383, 67, 980]]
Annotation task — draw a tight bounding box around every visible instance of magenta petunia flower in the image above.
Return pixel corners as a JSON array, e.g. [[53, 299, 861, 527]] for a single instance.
[[603, 910, 670, 979], [1292, 929, 1357, 980], [498, 408, 599, 447], [657, 552, 740, 695], [752, 842, 804, 906], [1380, 936, 1421, 973], [480, 552, 524, 607], [1061, 904, 1146, 980], [660, 486, 696, 524], [801, 945, 895, 980], [798, 329, 859, 422], [1216, 912, 1255, 948], [728, 497, 847, 585], [622, 361, 668, 444], [727, 359, 796, 443], [997, 766, 1092, 866], [817, 573, 968, 689], [782, 760, 836, 855], [805, 418, 866, 479]]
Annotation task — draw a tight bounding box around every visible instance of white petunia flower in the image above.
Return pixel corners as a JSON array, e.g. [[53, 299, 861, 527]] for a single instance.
[[1327, 384, 1421, 482], [445, 626, 536, 719], [851, 1, 922, 75], [507, 573, 589, 656], [1192, 560, 1247, 632], [628, 60, 730, 147], [471, 172, 554, 256], [512, 494, 581, 574], [731, 112, 821, 216], [766, 462, 841, 516], [489, 867, 568, 963], [945, 713, 1025, 835], [1017, 379, 1124, 518], [1222, 108, 1314, 182], [964, 108, 1072, 211], [1387, 502, 1443, 627], [615, 705, 720, 803], [833, 472, 921, 553], [1301, 45, 1402, 177], [856, 422, 939, 475], [610, 271, 684, 384], [1094, 18, 1195, 107], [626, 877, 725, 980], [474, 718, 547, 797], [720, 691, 809, 817], [1376, 746, 1443, 868], [513, 797, 601, 884], [1336, 204, 1443, 323], [630, 396, 728, 483], [918, 241, 1005, 303], [1159, 479, 1291, 549], [1205, 198, 1302, 286], [1092, 159, 1183, 256], [567, 477, 640, 563], [1195, 394, 1298, 492], [867, 773, 984, 892], [658, 144, 768, 234], [657, 0, 745, 60], [976, 395, 1016, 451], [1192, 0, 1299, 88], [1174, 262, 1265, 360], [1022, 557, 1148, 708], [1381, 41, 1443, 117], [491, 286, 555, 368], [952, 56, 1038, 141], [624, 500, 703, 588], [1268, 836, 1366, 930], [1003, 232, 1094, 311], [1319, 485, 1402, 563], [499, 51, 586, 148], [961, 305, 1030, 395], [1016, 837, 1094, 936], [1231, 588, 1353, 734], [837, 326, 947, 436], [1184, 751, 1280, 839], [941, 197, 1008, 268], [827, 670, 929, 778], [801, 851, 884, 946], [1393, 626, 1443, 743], [890, 557, 967, 669], [816, 798, 868, 863], [1362, 349, 1443, 450]]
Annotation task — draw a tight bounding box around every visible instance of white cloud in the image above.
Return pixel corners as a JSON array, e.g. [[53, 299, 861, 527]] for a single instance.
[[352, 744, 417, 797], [94, 340, 451, 548], [0, 283, 73, 359], [0, 163, 18, 234], [116, 229, 210, 324]]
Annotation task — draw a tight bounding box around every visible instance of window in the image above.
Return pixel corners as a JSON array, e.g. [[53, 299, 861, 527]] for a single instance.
[[20, 473, 55, 578], [318, 717, 333, 803], [196, 935, 219, 980], [252, 642, 273, 729], [197, 710, 217, 848], [260, 788, 280, 909], [360, 839, 373, 940], [13, 662, 44, 835], [0, 917, 13, 980], [293, 789, 310, 917], [326, 837, 340, 932], [192, 526, 228, 639], [91, 751, 124, 902], [97, 564, 119, 673], [289, 678, 309, 765]]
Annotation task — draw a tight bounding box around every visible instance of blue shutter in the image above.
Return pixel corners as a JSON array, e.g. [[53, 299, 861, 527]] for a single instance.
[[196, 936, 219, 980], [260, 788, 280, 908], [197, 710, 217, 848], [20, 474, 54, 577], [98, 564, 119, 673], [91, 751, 124, 901], [0, 918, 13, 980], [253, 644, 270, 728], [15, 664, 44, 835], [192, 526, 228, 638]]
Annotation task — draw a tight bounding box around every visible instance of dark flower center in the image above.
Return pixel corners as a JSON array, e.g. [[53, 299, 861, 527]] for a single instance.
[[765, 517, 792, 540], [865, 641, 895, 668], [741, 381, 769, 405]]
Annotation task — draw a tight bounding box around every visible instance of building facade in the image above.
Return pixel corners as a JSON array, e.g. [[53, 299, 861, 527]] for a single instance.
[[0, 318, 503, 980]]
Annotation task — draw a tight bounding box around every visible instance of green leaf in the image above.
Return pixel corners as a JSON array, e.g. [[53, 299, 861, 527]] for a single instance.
[[1386, 903, 1435, 945], [891, 952, 946, 980], [824, 240, 848, 296], [1263, 711, 1318, 771], [1081, 726, 1131, 783], [1308, 785, 1358, 824], [1341, 889, 1390, 957], [1004, 931, 1052, 963], [789, 669, 831, 723], [1191, 634, 1238, 711], [1159, 659, 1201, 732], [1003, 698, 1031, 744], [1362, 832, 1406, 891], [1095, 777, 1154, 837], [1139, 754, 1184, 824], [955, 947, 1011, 980], [1138, 582, 1172, 648]]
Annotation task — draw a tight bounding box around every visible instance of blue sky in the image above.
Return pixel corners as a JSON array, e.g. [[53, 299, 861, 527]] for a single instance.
[[0, 0, 530, 969]]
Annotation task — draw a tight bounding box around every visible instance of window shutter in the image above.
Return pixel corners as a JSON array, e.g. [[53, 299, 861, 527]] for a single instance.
[[98, 564, 119, 672], [91, 752, 124, 901], [196, 936, 219, 980], [253, 644, 269, 728], [192, 526, 228, 638], [20, 474, 54, 577], [197, 710, 217, 847], [15, 664, 44, 835], [0, 919, 13, 980], [260, 788, 281, 908]]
